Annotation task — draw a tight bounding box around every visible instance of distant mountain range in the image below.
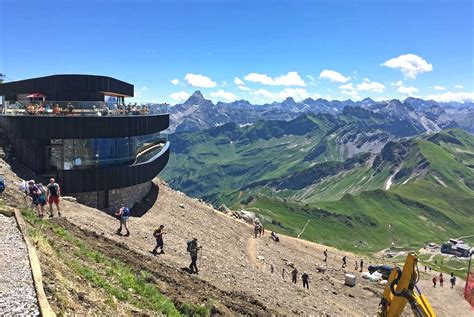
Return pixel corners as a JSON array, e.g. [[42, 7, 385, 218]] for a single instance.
[[158, 91, 474, 134]]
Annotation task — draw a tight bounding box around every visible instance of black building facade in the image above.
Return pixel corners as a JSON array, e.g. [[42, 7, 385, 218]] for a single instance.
[[0, 75, 169, 210]]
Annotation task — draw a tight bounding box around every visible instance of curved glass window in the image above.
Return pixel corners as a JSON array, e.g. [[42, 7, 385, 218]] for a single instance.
[[48, 132, 167, 170]]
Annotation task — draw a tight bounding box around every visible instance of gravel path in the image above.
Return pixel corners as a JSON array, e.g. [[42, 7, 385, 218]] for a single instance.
[[0, 214, 39, 316]]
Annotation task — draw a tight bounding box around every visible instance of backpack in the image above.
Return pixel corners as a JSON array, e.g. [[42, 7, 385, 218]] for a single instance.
[[187, 240, 194, 252], [37, 184, 46, 196], [122, 207, 130, 217], [0, 177, 5, 193]]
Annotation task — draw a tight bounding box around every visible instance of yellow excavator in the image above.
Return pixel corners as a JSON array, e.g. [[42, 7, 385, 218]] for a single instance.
[[378, 252, 436, 317]]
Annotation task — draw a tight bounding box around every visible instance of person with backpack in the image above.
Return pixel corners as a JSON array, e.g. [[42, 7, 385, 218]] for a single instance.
[[302, 272, 310, 289], [187, 238, 202, 274], [323, 249, 328, 262], [46, 178, 61, 217], [439, 273, 444, 287], [152, 224, 166, 255], [450, 273, 456, 288], [342, 256, 347, 268], [360, 258, 364, 272], [27, 180, 46, 217], [291, 267, 298, 284], [115, 205, 130, 236]]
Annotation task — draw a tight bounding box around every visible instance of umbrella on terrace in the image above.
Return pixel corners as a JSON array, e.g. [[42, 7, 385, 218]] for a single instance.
[[26, 93, 46, 98]]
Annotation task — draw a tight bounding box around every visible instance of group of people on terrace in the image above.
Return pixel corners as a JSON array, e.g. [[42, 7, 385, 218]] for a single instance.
[[7, 102, 149, 116]]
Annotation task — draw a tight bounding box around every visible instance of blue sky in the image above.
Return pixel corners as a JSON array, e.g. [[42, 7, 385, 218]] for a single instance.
[[1, 0, 473, 104]]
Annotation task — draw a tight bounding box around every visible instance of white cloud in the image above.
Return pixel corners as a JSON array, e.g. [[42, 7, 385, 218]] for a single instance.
[[184, 73, 217, 88], [170, 79, 180, 85], [355, 79, 385, 93], [306, 75, 317, 86], [234, 77, 245, 86], [141, 86, 150, 91], [381, 54, 433, 79], [238, 85, 251, 91], [319, 69, 350, 83], [210, 90, 237, 102], [244, 71, 306, 86], [455, 85, 464, 89], [339, 83, 354, 90], [338, 79, 384, 99], [391, 80, 403, 87], [170, 91, 191, 102], [252, 88, 315, 102], [432, 85, 445, 91], [425, 91, 474, 103], [397, 85, 419, 96]]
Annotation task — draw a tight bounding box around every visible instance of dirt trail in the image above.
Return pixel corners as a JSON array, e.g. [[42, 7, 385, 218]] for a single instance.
[[297, 219, 310, 239], [53, 219, 275, 316], [246, 237, 262, 270]]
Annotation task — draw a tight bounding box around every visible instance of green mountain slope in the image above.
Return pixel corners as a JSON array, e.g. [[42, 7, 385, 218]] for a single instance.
[[163, 111, 474, 252], [243, 129, 474, 252]]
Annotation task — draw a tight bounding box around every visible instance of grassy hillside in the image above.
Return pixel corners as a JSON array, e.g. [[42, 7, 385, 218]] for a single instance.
[[164, 126, 474, 253], [242, 129, 474, 252], [163, 111, 425, 205]]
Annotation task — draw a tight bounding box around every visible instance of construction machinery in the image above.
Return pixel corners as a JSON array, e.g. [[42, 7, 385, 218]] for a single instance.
[[378, 252, 436, 317]]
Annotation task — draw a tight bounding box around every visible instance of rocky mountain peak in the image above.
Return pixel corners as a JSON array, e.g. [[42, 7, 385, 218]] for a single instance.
[[184, 90, 213, 106]]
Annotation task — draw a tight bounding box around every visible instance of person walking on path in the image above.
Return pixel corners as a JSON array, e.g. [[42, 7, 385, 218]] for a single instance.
[[323, 249, 328, 262], [27, 181, 46, 217], [439, 273, 444, 287], [360, 259, 364, 272], [450, 273, 456, 288], [342, 256, 347, 268], [302, 272, 309, 289], [432, 276, 437, 287], [187, 238, 202, 274], [152, 225, 166, 255], [355, 260, 358, 271], [115, 205, 130, 236], [46, 178, 61, 217], [291, 267, 298, 284]]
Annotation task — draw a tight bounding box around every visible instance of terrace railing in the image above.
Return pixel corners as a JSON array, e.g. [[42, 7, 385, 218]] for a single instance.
[[0, 100, 169, 116]]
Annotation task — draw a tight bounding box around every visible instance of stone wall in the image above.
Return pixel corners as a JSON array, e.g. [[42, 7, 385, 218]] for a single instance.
[[108, 181, 152, 212], [71, 181, 152, 212]]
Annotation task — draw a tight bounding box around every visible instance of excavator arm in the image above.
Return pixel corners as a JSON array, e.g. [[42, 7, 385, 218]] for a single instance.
[[378, 252, 436, 317]]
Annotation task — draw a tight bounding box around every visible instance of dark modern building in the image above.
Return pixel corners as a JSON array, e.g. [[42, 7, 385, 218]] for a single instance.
[[0, 74, 170, 210]]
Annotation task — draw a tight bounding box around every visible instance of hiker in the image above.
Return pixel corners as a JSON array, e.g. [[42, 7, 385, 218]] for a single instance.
[[152, 224, 166, 255], [432, 276, 437, 287], [282, 268, 286, 280], [360, 259, 364, 272], [355, 260, 358, 271], [439, 273, 444, 287], [450, 273, 456, 288], [302, 272, 309, 289], [115, 205, 130, 236], [424, 266, 427, 272], [429, 267, 432, 272], [270, 264, 274, 274], [342, 256, 347, 268], [291, 267, 298, 284], [254, 222, 261, 238], [323, 249, 328, 262], [187, 238, 202, 274], [27, 181, 46, 217], [271, 231, 280, 242], [46, 178, 61, 217]]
